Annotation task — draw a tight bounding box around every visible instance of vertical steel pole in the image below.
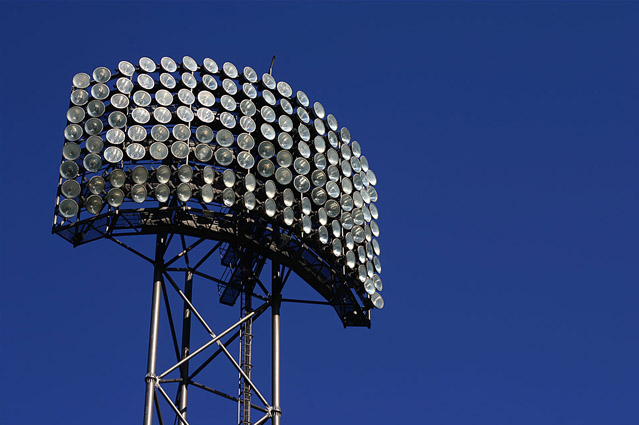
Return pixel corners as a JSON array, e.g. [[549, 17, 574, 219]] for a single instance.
[[271, 262, 282, 425], [178, 269, 193, 424], [240, 286, 253, 425], [144, 234, 166, 425]]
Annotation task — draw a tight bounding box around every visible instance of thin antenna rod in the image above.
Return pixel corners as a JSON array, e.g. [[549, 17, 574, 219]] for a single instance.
[[269, 56, 276, 76]]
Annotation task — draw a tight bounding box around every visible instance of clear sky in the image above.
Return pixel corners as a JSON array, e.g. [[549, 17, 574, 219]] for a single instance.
[[0, 1, 638, 425]]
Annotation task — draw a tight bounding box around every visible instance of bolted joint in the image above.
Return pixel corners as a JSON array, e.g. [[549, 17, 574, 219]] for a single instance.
[[268, 406, 282, 417], [145, 373, 159, 386]]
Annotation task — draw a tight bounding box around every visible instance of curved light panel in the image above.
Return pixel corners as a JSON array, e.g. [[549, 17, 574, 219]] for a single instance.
[[53, 57, 383, 327]]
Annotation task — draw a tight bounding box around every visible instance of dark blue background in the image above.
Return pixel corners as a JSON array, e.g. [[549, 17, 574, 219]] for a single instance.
[[1, 2, 637, 424]]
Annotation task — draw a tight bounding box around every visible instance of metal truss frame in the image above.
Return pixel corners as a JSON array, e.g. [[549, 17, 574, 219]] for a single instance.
[[105, 232, 300, 425], [52, 205, 372, 327]]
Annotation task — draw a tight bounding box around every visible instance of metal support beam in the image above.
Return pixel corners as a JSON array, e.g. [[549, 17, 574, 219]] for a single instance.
[[178, 269, 193, 424], [144, 234, 166, 425], [240, 287, 254, 425], [271, 262, 282, 425]]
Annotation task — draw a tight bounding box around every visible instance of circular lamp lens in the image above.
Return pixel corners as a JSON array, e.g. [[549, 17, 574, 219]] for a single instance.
[[195, 144, 213, 162], [177, 106, 194, 122], [364, 278, 375, 295], [178, 165, 193, 183], [88, 176, 105, 194], [104, 146, 124, 163], [265, 180, 276, 198], [222, 79, 237, 95], [84, 118, 104, 136], [280, 98, 293, 114], [373, 256, 382, 273], [70, 89, 88, 106], [66, 106, 85, 123], [313, 102, 326, 119], [318, 226, 329, 244], [64, 124, 82, 142], [87, 100, 105, 118], [238, 133, 255, 150], [296, 90, 309, 107], [326, 181, 340, 198], [359, 246, 367, 263], [222, 62, 238, 78], [109, 169, 126, 188], [318, 208, 328, 225], [59, 199, 79, 218], [238, 151, 255, 169], [116, 78, 134, 94], [203, 58, 218, 73], [118, 60, 135, 76], [302, 216, 312, 234], [177, 183, 192, 202], [264, 198, 276, 217], [275, 167, 293, 185], [243, 192, 256, 210], [372, 274, 382, 291], [325, 200, 340, 218], [83, 153, 102, 172], [277, 150, 293, 167], [156, 165, 171, 184], [160, 73, 176, 89], [311, 188, 327, 206], [257, 159, 274, 178], [215, 147, 233, 166], [59, 90, 81, 112], [283, 188, 294, 206], [150, 142, 168, 160], [108, 111, 127, 128], [139, 57, 156, 72], [331, 220, 341, 238], [297, 107, 309, 123], [293, 158, 310, 175], [221, 94, 236, 111], [126, 143, 146, 160], [341, 212, 353, 230], [85, 195, 103, 215], [153, 107, 171, 124], [133, 91, 152, 107], [283, 207, 295, 226], [223, 169, 236, 188], [302, 197, 311, 215], [62, 143, 81, 161], [182, 56, 198, 72], [293, 176, 310, 193], [72, 73, 90, 89], [278, 115, 293, 132], [277, 133, 293, 149], [91, 83, 110, 100], [332, 239, 343, 257], [216, 129, 234, 147], [222, 187, 235, 206], [245, 173, 256, 191], [263, 90, 276, 106], [277, 81, 292, 97], [161, 56, 177, 72], [201, 184, 214, 203], [371, 292, 384, 309], [340, 127, 351, 144], [258, 141, 275, 159], [130, 184, 147, 203], [202, 74, 218, 90], [107, 188, 124, 207], [61, 180, 81, 198], [196, 125, 214, 143], [86, 135, 104, 153], [240, 99, 256, 116], [202, 166, 215, 184], [132, 166, 149, 184], [171, 141, 189, 159], [260, 123, 275, 140], [346, 251, 356, 269], [262, 73, 276, 89], [314, 153, 327, 170]]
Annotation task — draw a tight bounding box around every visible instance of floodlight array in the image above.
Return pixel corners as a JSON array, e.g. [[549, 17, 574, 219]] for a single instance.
[[54, 56, 384, 310]]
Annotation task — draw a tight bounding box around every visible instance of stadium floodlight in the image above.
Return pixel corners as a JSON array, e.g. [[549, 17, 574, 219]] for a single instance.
[[52, 57, 383, 425]]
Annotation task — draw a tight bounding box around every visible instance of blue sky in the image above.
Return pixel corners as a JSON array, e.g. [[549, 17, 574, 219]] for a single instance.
[[0, 1, 637, 425]]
